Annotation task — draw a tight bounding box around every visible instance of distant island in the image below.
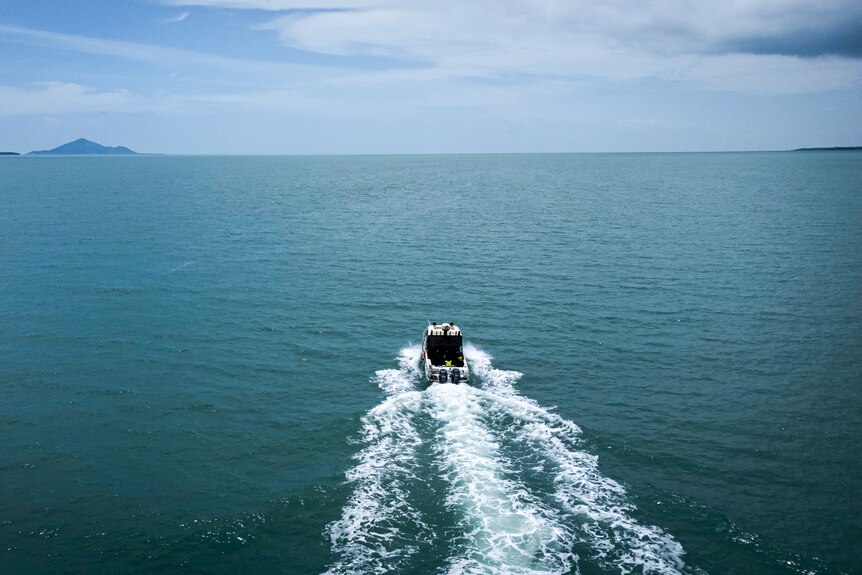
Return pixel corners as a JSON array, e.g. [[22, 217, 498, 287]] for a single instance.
[[792, 146, 862, 152], [0, 151, 20, 155], [29, 138, 138, 155]]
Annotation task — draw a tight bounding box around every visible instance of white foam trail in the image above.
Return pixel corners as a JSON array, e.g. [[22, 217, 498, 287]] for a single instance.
[[467, 346, 687, 574], [542, 428, 685, 574], [464, 344, 523, 397], [324, 348, 427, 575], [427, 383, 576, 575], [375, 345, 422, 396], [327, 344, 687, 574]]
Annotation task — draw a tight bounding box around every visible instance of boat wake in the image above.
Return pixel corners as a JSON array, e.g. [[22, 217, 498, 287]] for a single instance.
[[324, 345, 687, 574]]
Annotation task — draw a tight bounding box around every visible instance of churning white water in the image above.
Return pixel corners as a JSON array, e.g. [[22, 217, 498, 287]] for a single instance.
[[325, 345, 687, 575]]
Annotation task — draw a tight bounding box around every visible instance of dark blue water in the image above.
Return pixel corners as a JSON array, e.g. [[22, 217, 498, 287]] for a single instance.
[[1, 153, 860, 574]]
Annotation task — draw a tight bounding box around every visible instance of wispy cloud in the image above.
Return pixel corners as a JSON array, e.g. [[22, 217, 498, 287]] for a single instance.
[[0, 82, 135, 115], [162, 11, 190, 24], [0, 24, 303, 77], [162, 0, 363, 10]]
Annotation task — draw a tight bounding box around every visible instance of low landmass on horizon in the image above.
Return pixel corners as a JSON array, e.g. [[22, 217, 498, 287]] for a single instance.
[[4, 140, 860, 156], [792, 146, 862, 152], [28, 138, 138, 156]]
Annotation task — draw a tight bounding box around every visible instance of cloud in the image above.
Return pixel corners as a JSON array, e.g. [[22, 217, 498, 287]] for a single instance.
[[0, 82, 135, 115], [248, 2, 862, 92], [9, 2, 855, 97], [720, 23, 862, 58], [0, 81, 318, 119], [162, 0, 371, 9], [685, 53, 862, 95], [162, 11, 190, 24], [630, 0, 862, 58], [166, 0, 862, 58], [0, 24, 304, 77]]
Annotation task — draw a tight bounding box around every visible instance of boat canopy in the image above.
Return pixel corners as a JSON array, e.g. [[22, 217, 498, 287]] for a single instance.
[[425, 334, 465, 366]]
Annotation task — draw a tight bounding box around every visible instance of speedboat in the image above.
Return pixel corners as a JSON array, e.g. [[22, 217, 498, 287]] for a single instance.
[[421, 322, 469, 383]]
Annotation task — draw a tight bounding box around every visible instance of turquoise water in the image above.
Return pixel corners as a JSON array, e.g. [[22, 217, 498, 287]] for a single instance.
[[1, 153, 860, 574]]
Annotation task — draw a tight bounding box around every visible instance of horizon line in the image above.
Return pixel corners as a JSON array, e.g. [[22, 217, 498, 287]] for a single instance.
[[4, 147, 861, 157]]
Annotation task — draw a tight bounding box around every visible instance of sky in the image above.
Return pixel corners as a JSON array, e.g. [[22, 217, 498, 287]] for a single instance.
[[1, 0, 861, 154]]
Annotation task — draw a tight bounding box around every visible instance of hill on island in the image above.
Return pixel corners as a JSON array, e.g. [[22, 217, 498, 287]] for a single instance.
[[29, 138, 137, 155]]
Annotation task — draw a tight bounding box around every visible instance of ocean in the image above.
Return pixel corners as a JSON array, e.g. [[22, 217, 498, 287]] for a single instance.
[[1, 152, 860, 574]]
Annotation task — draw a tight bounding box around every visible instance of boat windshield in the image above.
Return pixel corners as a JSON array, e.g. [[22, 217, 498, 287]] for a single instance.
[[426, 335, 465, 366]]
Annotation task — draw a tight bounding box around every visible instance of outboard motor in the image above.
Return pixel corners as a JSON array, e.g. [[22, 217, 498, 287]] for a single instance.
[[451, 368, 461, 384], [438, 369, 448, 384]]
